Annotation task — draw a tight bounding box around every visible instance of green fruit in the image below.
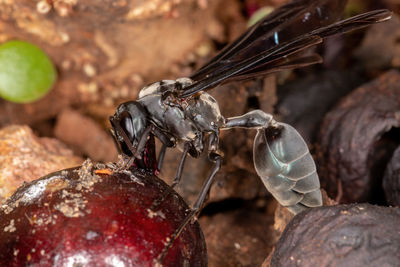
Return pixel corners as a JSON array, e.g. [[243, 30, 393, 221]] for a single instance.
[[0, 40, 56, 103]]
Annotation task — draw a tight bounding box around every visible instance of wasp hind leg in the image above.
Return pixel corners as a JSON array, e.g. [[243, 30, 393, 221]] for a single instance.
[[157, 133, 223, 264]]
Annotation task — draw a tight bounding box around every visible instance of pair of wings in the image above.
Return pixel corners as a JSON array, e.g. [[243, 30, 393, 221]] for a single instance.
[[179, 0, 391, 98]]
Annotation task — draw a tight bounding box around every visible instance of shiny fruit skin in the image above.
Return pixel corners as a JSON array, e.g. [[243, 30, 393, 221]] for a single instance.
[[0, 162, 207, 266]]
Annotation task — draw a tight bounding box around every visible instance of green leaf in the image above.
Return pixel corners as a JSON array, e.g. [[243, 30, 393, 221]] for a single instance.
[[0, 40, 56, 103]]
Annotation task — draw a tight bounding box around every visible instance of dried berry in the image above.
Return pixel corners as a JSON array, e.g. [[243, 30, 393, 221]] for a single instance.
[[383, 146, 400, 206], [316, 70, 400, 203], [271, 204, 400, 266], [0, 160, 207, 266], [355, 14, 400, 69], [277, 70, 365, 143]]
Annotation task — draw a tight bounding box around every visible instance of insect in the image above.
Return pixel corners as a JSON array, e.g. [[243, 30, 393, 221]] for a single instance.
[[109, 0, 391, 262]]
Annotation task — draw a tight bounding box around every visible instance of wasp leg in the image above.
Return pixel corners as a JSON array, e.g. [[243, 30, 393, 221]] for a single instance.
[[110, 129, 133, 170], [154, 129, 217, 207], [151, 125, 175, 148], [135, 125, 175, 159], [109, 129, 123, 155], [152, 126, 175, 171], [110, 116, 137, 156], [133, 125, 153, 159], [151, 142, 190, 211], [157, 151, 222, 264], [109, 121, 138, 170], [192, 153, 222, 214], [172, 142, 191, 188], [157, 144, 167, 171], [112, 123, 173, 170], [208, 130, 220, 152]]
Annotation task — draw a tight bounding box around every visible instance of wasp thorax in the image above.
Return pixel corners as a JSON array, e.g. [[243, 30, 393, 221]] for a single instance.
[[175, 77, 193, 89], [138, 78, 194, 99]]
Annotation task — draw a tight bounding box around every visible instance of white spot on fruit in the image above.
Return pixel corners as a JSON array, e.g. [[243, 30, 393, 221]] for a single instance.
[[20, 176, 63, 204], [105, 255, 127, 267], [4, 219, 16, 232], [85, 231, 99, 240], [147, 209, 166, 219]]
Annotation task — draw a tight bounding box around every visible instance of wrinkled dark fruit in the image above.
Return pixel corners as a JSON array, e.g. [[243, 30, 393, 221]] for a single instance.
[[271, 204, 400, 267], [277, 70, 366, 144], [383, 146, 400, 206], [316, 70, 400, 203], [0, 160, 207, 266], [355, 14, 400, 70]]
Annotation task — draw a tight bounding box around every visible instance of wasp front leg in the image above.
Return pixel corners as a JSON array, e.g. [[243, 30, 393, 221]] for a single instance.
[[222, 110, 322, 214], [133, 125, 174, 159], [111, 119, 174, 170]]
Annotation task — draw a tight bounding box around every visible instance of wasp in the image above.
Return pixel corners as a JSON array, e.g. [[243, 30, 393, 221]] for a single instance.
[[109, 0, 391, 262]]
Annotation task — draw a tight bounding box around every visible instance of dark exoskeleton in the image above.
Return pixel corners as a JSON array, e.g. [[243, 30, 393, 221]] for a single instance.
[[109, 0, 391, 262]]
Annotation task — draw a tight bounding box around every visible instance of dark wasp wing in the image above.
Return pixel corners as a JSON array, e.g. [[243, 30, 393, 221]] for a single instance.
[[180, 0, 391, 98], [191, 0, 346, 81]]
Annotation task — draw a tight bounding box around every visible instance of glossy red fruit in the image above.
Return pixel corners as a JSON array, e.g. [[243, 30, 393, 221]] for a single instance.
[[0, 160, 207, 266]]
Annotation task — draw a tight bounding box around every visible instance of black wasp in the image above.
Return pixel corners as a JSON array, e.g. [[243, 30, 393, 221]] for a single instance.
[[109, 0, 391, 262]]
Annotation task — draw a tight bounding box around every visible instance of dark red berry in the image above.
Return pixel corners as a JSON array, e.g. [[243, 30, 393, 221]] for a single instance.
[[0, 160, 207, 266]]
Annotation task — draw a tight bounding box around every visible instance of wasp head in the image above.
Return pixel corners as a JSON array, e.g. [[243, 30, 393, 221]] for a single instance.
[[109, 101, 148, 157]]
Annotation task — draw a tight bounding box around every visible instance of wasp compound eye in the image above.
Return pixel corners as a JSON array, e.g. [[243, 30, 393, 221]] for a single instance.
[[120, 112, 135, 141]]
